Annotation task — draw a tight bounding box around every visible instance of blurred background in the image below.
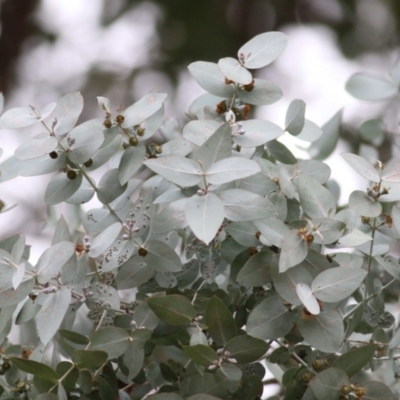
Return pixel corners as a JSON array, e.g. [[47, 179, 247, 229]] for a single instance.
[[1, 0, 400, 279], [1, 0, 400, 397]]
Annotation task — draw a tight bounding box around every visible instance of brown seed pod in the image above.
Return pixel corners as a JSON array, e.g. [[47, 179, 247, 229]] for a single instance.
[[49, 151, 58, 159], [242, 104, 251, 118], [302, 372, 312, 382], [225, 78, 233, 85], [84, 159, 93, 168], [248, 247, 258, 256], [354, 387, 366, 397], [116, 115, 125, 124], [243, 79, 255, 92], [216, 101, 227, 114], [361, 216, 370, 224], [129, 137, 139, 146], [341, 385, 352, 395], [103, 119, 112, 129], [138, 247, 148, 257], [155, 145, 163, 154], [137, 127, 145, 136], [1, 362, 10, 371], [67, 170, 77, 180]]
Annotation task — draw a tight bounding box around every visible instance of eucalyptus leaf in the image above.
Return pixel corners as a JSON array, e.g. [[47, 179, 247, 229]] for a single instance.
[[279, 230, 308, 273], [285, 99, 306, 136], [233, 119, 283, 147], [122, 93, 167, 128], [381, 158, 400, 183], [346, 73, 398, 101], [97, 168, 127, 204], [311, 267, 367, 302], [144, 240, 182, 272], [237, 251, 273, 287], [341, 153, 380, 182], [219, 188, 275, 222], [188, 61, 235, 97], [239, 31, 288, 69], [247, 295, 295, 340], [144, 156, 202, 187], [349, 190, 382, 217], [15, 133, 58, 160], [44, 172, 82, 205], [296, 283, 320, 315], [206, 157, 260, 185], [52, 92, 84, 135], [147, 295, 196, 325], [218, 57, 252, 85], [36, 287, 71, 345], [185, 192, 224, 245], [89, 327, 130, 359]]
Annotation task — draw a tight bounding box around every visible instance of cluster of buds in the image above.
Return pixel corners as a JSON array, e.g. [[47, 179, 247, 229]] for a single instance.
[[208, 349, 237, 370], [122, 219, 140, 239], [340, 384, 367, 399], [367, 183, 389, 200], [83, 235, 91, 252]]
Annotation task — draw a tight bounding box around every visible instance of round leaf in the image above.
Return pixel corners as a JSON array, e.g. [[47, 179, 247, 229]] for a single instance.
[[239, 31, 288, 69], [89, 327, 130, 359], [147, 294, 196, 325], [218, 57, 252, 84], [346, 73, 397, 101]]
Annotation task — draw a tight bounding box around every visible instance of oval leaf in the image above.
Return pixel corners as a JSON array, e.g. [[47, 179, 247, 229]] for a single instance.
[[147, 294, 196, 325]]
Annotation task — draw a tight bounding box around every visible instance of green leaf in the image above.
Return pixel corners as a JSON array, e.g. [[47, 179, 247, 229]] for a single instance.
[[148, 394, 184, 400], [183, 344, 219, 367], [285, 99, 306, 135], [309, 368, 350, 400], [115, 258, 154, 289], [122, 342, 144, 381], [52, 92, 84, 135], [122, 92, 167, 128], [225, 221, 259, 246], [349, 190, 381, 217], [266, 139, 297, 164], [346, 73, 398, 101], [206, 157, 260, 185], [360, 380, 397, 400], [36, 394, 58, 400], [193, 123, 232, 171], [187, 395, 222, 400], [218, 57, 252, 84], [144, 240, 182, 272], [147, 294, 196, 325], [271, 263, 312, 306], [309, 110, 342, 160], [247, 295, 295, 340], [224, 335, 269, 363], [297, 309, 344, 353], [144, 156, 202, 187], [97, 168, 127, 204], [0, 278, 34, 308], [232, 119, 283, 147], [253, 217, 289, 248], [67, 124, 104, 165], [36, 287, 71, 345], [279, 230, 308, 273], [153, 198, 188, 233], [239, 31, 288, 69], [188, 61, 235, 97], [205, 296, 236, 346], [238, 78, 282, 106], [298, 173, 336, 218], [18, 151, 68, 177], [237, 251, 273, 287], [311, 267, 367, 302], [185, 192, 224, 245], [331, 344, 377, 376], [44, 172, 82, 205], [381, 157, 400, 183], [219, 189, 275, 222], [10, 358, 58, 382], [296, 283, 320, 315], [118, 145, 147, 185], [72, 349, 108, 369], [59, 329, 89, 345], [375, 255, 400, 280], [89, 222, 121, 258], [15, 133, 58, 160], [0, 107, 41, 128], [341, 153, 380, 182], [296, 120, 323, 142], [89, 327, 130, 359], [183, 120, 221, 146], [36, 241, 75, 284]]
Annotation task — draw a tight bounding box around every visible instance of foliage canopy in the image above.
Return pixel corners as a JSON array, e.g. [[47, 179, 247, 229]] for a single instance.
[[0, 30, 400, 400]]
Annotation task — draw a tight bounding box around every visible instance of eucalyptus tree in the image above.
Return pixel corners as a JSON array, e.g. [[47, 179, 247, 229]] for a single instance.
[[0, 30, 399, 400]]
